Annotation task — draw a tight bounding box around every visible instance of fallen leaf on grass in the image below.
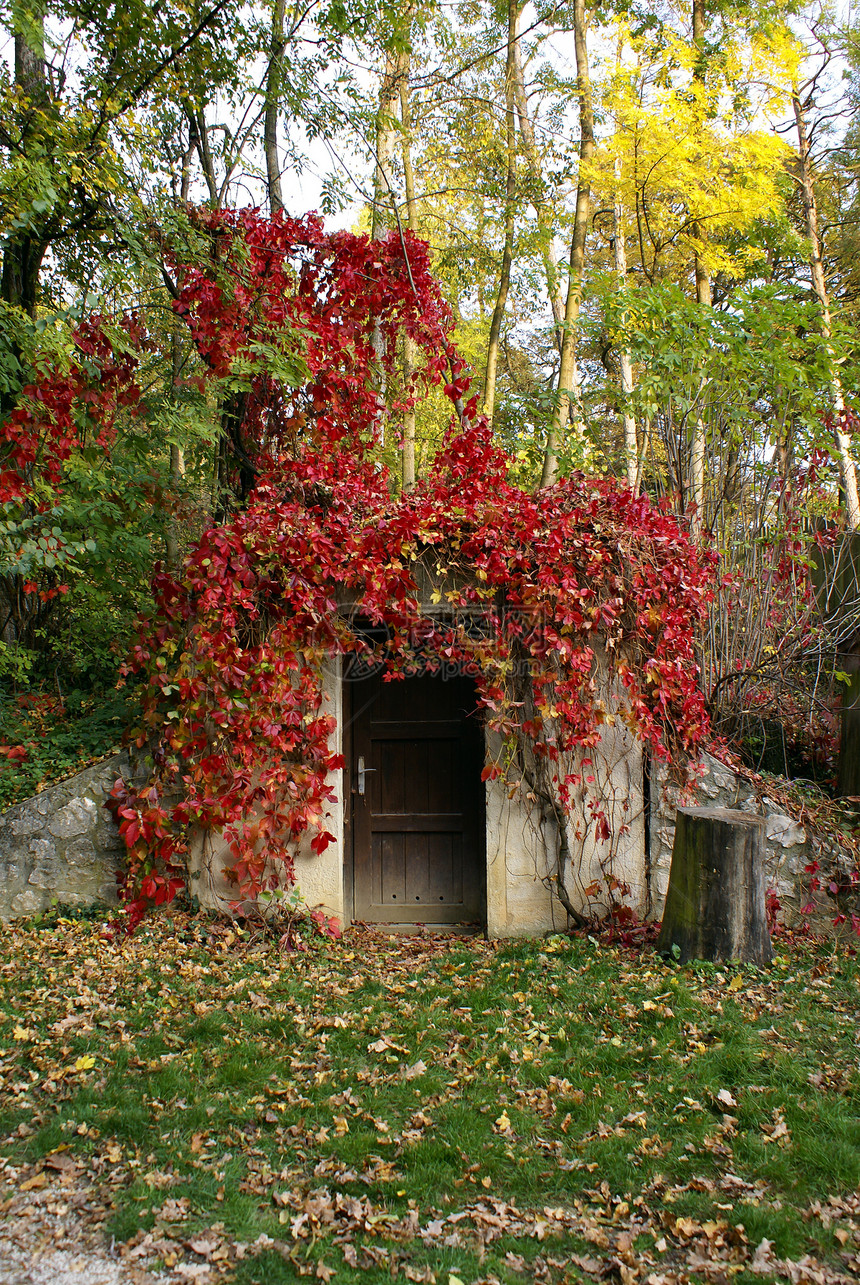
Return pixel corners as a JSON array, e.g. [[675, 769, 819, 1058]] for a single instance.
[[569, 1254, 603, 1273], [761, 1110, 791, 1145], [368, 1036, 409, 1055], [494, 1110, 512, 1134], [175, 1266, 211, 1280], [622, 1110, 647, 1128], [187, 1237, 219, 1258], [403, 1266, 436, 1283], [44, 1152, 77, 1173]]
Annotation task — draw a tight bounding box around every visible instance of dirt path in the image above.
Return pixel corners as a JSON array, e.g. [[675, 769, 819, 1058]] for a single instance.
[[0, 1175, 169, 1285]]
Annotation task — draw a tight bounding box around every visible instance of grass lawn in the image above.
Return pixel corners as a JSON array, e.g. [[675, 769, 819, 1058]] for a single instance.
[[0, 912, 858, 1284]]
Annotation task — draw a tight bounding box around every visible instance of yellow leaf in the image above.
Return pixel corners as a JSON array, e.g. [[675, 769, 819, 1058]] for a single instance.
[[12, 1025, 32, 1041], [729, 975, 744, 992], [74, 1056, 95, 1071], [494, 1110, 512, 1133]]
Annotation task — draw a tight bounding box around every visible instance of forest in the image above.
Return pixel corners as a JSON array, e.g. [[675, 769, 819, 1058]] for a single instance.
[[1, 0, 859, 814]]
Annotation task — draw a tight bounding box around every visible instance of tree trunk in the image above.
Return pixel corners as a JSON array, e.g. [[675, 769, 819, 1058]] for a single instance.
[[400, 74, 418, 489], [165, 321, 188, 568], [1, 0, 49, 324], [482, 0, 519, 424], [813, 531, 860, 798], [184, 98, 218, 204], [369, 44, 409, 442], [14, 3, 47, 104], [540, 0, 592, 489], [511, 34, 564, 355], [688, 0, 711, 531], [264, 0, 287, 215], [371, 47, 407, 239], [612, 153, 638, 490], [793, 92, 860, 531], [838, 668, 860, 800], [657, 807, 773, 964]]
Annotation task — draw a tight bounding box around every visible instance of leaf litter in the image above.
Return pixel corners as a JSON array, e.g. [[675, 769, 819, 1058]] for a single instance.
[[0, 914, 858, 1283]]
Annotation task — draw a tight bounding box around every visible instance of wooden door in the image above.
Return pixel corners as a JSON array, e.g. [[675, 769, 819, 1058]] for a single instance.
[[350, 671, 484, 924]]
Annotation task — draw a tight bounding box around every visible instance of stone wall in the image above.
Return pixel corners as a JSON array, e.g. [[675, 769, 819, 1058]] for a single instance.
[[651, 752, 856, 932], [2, 740, 854, 933], [0, 754, 128, 920]]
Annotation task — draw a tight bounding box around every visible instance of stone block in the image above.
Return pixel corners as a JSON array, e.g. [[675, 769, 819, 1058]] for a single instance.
[[0, 856, 28, 896], [92, 825, 125, 854], [65, 836, 114, 867], [48, 797, 98, 839], [29, 864, 59, 889], [12, 889, 46, 915], [56, 871, 105, 900], [9, 809, 44, 837], [59, 890, 100, 908], [765, 814, 806, 848]]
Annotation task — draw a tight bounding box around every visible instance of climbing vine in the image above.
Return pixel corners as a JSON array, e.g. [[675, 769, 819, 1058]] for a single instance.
[[0, 211, 718, 928]]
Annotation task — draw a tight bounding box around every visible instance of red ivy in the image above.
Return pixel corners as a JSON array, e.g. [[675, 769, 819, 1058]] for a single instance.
[[0, 316, 144, 504], [3, 210, 718, 926]]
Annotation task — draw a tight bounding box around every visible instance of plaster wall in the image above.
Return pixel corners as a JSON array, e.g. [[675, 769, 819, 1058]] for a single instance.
[[483, 732, 557, 939], [187, 659, 345, 920], [565, 721, 648, 919]]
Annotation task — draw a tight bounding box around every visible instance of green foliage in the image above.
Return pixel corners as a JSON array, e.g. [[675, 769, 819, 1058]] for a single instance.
[[596, 279, 839, 468], [0, 685, 138, 809]]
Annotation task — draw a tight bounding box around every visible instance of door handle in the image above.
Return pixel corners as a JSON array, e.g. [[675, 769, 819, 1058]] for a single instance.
[[357, 756, 377, 796]]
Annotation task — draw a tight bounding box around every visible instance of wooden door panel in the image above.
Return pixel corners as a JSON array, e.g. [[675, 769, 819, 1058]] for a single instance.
[[351, 672, 484, 924], [375, 834, 405, 905], [371, 833, 466, 914]]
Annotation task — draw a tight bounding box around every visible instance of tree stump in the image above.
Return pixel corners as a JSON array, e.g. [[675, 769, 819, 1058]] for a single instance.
[[657, 807, 772, 964]]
